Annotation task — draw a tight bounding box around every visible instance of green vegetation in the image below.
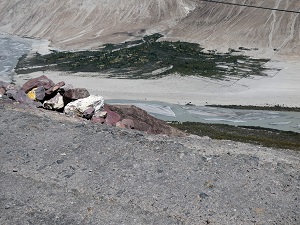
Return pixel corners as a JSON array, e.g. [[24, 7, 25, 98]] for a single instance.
[[207, 104, 300, 112], [170, 122, 300, 151], [16, 33, 269, 79]]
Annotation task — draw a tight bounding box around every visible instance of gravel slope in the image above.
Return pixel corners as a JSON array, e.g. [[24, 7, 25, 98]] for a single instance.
[[0, 101, 299, 224]]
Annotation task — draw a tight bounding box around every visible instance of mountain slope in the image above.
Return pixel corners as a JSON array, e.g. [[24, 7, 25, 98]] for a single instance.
[[0, 0, 195, 49], [168, 0, 300, 56], [0, 0, 299, 56]]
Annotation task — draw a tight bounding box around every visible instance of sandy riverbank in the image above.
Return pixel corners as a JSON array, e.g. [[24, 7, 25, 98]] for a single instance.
[[5, 32, 299, 108], [14, 59, 300, 108]]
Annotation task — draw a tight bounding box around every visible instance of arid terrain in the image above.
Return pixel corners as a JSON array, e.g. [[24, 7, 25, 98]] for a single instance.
[[1, 0, 299, 58], [1, 0, 300, 107], [0, 1, 300, 224], [1, 100, 299, 224]]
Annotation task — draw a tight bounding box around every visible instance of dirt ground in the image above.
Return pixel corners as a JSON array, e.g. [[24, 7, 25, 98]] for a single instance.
[[0, 100, 299, 224]]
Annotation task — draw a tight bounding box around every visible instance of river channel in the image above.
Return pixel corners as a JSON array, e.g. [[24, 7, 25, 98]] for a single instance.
[[1, 35, 300, 133]]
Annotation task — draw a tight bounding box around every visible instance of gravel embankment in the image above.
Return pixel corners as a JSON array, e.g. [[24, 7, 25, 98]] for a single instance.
[[0, 101, 299, 224]]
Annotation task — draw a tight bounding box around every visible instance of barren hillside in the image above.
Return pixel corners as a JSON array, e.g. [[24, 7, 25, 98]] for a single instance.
[[0, 0, 299, 56], [0, 0, 195, 49], [168, 0, 300, 56]]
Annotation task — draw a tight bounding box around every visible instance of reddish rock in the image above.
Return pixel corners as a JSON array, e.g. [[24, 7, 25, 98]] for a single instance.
[[21, 75, 55, 93], [91, 117, 106, 124], [63, 88, 90, 100], [45, 81, 65, 95], [107, 104, 185, 136], [83, 107, 95, 120], [52, 81, 65, 92], [121, 119, 135, 129], [105, 110, 121, 125]]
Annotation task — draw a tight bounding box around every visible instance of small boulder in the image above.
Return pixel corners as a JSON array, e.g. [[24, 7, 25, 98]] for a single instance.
[[83, 107, 95, 120], [26, 86, 45, 101], [105, 110, 121, 125], [21, 75, 55, 93], [94, 111, 107, 118], [122, 119, 134, 129], [45, 81, 65, 95], [35, 86, 46, 101], [63, 88, 90, 100], [15, 89, 42, 107], [16, 90, 33, 104], [43, 93, 64, 110], [64, 95, 104, 117]]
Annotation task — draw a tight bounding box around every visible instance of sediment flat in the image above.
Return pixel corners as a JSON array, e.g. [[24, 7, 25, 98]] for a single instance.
[[14, 59, 300, 108]]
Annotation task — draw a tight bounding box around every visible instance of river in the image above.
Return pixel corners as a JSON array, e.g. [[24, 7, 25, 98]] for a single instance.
[[1, 35, 300, 133], [0, 35, 31, 82], [107, 99, 300, 133]]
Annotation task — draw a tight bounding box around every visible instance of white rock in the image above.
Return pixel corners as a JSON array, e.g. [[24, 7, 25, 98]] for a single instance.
[[43, 93, 64, 110], [64, 95, 104, 116], [94, 111, 107, 118]]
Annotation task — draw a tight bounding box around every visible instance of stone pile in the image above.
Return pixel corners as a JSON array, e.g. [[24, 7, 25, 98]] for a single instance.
[[0, 76, 184, 136]]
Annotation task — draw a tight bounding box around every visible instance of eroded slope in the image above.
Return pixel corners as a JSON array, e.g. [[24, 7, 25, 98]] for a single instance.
[[0, 0, 194, 49], [169, 0, 300, 56], [0, 0, 299, 56]]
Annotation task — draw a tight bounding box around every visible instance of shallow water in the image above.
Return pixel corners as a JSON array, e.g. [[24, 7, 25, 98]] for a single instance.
[[107, 99, 300, 133], [0, 36, 31, 82]]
